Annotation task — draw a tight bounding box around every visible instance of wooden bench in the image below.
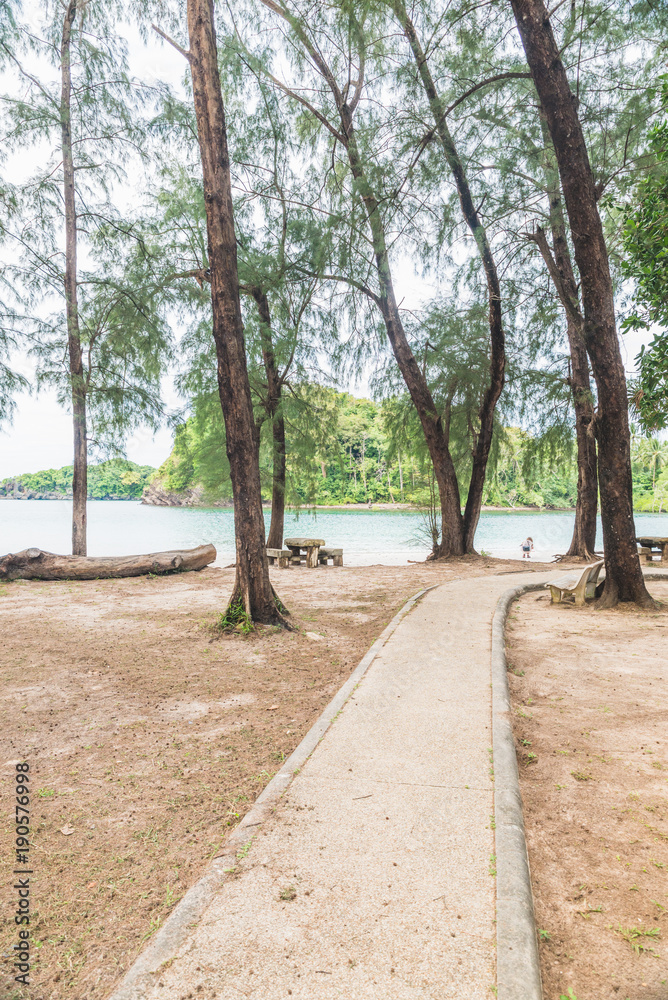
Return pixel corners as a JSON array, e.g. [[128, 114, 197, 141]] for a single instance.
[[545, 560, 605, 606], [317, 547, 343, 567], [266, 547, 291, 569]]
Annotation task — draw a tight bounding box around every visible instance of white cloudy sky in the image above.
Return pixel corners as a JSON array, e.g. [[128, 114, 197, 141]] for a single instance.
[[0, 19, 187, 478], [0, 15, 655, 480]]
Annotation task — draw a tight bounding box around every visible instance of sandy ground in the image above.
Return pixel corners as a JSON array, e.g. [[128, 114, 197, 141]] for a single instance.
[[506, 583, 668, 1000], [0, 555, 550, 1000]]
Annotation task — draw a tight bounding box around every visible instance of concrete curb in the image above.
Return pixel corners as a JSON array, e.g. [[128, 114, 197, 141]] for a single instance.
[[492, 583, 545, 1000], [107, 586, 434, 1000]]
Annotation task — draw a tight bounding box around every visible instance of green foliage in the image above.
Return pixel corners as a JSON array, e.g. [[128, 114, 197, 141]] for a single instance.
[[631, 428, 668, 512], [622, 78, 668, 431], [150, 392, 668, 513], [155, 407, 232, 500], [622, 79, 668, 331], [218, 599, 254, 635], [0, 460, 155, 500], [152, 389, 581, 509], [0, 0, 664, 535], [0, 2, 172, 452]]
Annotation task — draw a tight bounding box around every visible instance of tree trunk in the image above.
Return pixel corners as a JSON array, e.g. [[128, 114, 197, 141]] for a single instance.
[[186, 0, 287, 624], [395, 1, 506, 554], [340, 105, 465, 557], [566, 377, 599, 560], [0, 544, 217, 581], [398, 450, 404, 498], [532, 115, 598, 559], [540, 281, 598, 562], [61, 0, 87, 557], [361, 432, 367, 500], [253, 0, 464, 557], [250, 288, 286, 551], [509, 0, 652, 606]]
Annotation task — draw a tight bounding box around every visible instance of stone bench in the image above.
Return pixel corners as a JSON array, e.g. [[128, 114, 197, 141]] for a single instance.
[[545, 559, 604, 606], [317, 547, 343, 567], [637, 537, 668, 564], [266, 547, 291, 569]]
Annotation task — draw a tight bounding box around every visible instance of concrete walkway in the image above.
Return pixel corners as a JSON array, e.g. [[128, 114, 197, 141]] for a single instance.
[[121, 572, 548, 1000]]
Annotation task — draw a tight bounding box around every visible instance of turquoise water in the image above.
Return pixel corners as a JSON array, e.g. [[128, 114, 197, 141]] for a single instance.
[[2, 500, 668, 565]]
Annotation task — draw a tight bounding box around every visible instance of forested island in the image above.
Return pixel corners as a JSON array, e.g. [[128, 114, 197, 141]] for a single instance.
[[0, 459, 154, 501], [4, 390, 667, 512]]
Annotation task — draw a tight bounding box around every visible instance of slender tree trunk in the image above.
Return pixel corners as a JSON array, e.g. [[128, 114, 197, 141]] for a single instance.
[[61, 0, 87, 556], [395, 1, 506, 553], [186, 0, 287, 624], [254, 0, 464, 557], [534, 277, 597, 561], [565, 332, 599, 560], [531, 117, 598, 559], [398, 451, 404, 498], [361, 432, 367, 500], [509, 0, 652, 606], [341, 106, 465, 556], [250, 288, 286, 551]]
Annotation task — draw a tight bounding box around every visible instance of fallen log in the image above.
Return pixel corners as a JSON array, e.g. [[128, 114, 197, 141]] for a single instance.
[[0, 544, 217, 581]]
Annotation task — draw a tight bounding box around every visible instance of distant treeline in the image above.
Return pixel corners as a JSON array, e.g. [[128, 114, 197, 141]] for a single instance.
[[151, 388, 668, 511], [4, 394, 667, 512], [0, 459, 155, 500]]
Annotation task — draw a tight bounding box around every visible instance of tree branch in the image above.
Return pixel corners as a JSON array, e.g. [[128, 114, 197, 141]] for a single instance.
[[317, 270, 381, 308], [0, 41, 59, 107], [162, 267, 211, 287], [258, 0, 344, 110], [151, 24, 191, 62], [525, 225, 582, 326], [249, 61, 345, 142], [444, 71, 532, 117]]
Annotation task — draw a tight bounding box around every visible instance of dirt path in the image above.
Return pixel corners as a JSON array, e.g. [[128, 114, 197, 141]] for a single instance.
[[506, 582, 668, 1000], [0, 557, 547, 1000]]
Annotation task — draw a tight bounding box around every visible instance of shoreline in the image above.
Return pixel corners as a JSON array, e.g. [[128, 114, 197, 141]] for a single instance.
[[2, 497, 666, 517], [1, 496, 575, 513]]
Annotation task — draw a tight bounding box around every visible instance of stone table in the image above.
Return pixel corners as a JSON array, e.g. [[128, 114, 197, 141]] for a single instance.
[[284, 537, 326, 569]]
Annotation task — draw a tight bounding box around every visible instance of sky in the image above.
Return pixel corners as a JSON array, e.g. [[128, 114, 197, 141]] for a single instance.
[[0, 17, 187, 479], [0, 11, 658, 480]]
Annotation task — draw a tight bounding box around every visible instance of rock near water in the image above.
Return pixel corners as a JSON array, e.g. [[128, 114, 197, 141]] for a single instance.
[[141, 479, 234, 508]]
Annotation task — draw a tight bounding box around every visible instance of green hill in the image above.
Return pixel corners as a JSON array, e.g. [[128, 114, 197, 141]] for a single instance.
[[0, 459, 156, 500]]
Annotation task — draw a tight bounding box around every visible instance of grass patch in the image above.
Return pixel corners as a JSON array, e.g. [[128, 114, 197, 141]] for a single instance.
[[218, 598, 253, 635], [614, 924, 660, 955]]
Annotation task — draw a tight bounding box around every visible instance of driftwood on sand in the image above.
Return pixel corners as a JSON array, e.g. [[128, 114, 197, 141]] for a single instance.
[[0, 544, 217, 581]]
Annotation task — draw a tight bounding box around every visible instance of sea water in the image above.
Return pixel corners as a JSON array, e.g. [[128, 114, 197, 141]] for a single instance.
[[2, 499, 668, 565]]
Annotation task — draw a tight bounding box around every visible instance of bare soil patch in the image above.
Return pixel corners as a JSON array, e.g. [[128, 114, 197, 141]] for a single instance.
[[506, 582, 668, 1000], [0, 555, 543, 1000]]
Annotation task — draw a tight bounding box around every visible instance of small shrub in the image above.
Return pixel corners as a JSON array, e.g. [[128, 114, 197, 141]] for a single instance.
[[218, 598, 253, 634]]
